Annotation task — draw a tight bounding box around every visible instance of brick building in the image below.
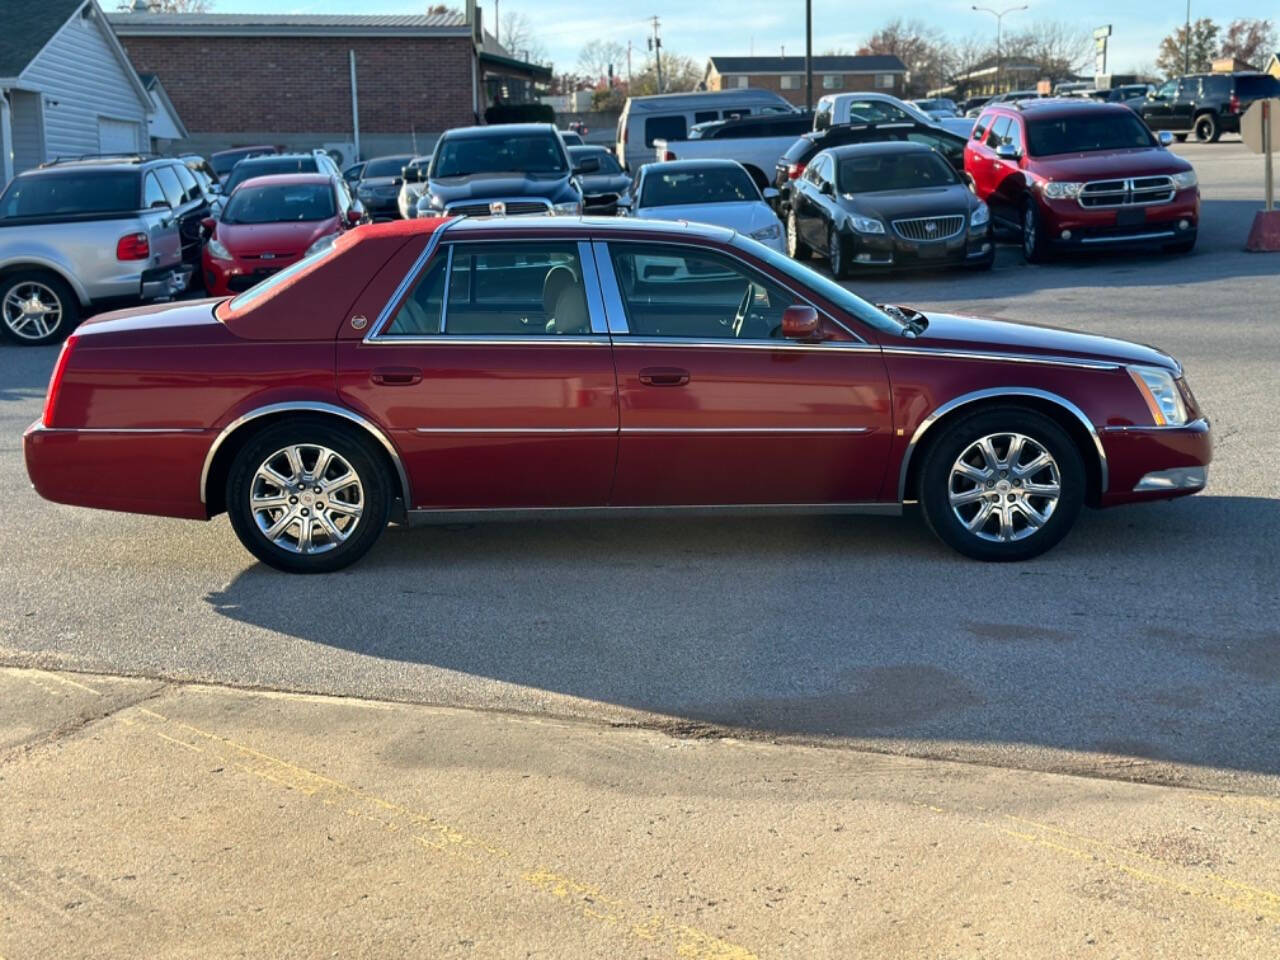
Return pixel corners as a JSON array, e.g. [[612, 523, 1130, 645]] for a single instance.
[[703, 55, 908, 106], [107, 6, 550, 163]]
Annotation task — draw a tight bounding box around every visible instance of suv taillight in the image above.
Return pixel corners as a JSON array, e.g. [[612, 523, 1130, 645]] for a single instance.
[[42, 334, 77, 427], [787, 162, 807, 180], [663, 150, 676, 161], [116, 232, 150, 261], [1229, 94, 1241, 114]]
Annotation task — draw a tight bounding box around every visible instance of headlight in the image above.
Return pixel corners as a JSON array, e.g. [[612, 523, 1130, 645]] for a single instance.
[[970, 201, 990, 227], [750, 223, 782, 241], [552, 201, 583, 215], [1127, 365, 1188, 426], [1042, 180, 1085, 200], [1171, 170, 1198, 190], [305, 234, 337, 258], [206, 237, 232, 260], [849, 215, 884, 235]]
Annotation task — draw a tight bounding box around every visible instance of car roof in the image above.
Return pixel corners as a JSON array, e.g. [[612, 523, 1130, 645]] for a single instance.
[[997, 98, 1138, 120], [641, 159, 750, 174], [26, 155, 185, 176], [231, 173, 333, 190], [235, 153, 319, 165], [567, 144, 611, 154], [625, 88, 789, 109], [440, 123, 557, 139], [821, 140, 934, 158]]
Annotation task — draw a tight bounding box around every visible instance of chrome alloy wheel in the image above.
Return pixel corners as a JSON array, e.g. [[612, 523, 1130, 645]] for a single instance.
[[948, 432, 1061, 543], [250, 444, 364, 554], [786, 211, 799, 256], [3, 281, 62, 341]]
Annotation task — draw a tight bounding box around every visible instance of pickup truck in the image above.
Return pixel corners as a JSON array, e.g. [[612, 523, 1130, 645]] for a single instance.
[[652, 112, 813, 190], [0, 155, 205, 345]]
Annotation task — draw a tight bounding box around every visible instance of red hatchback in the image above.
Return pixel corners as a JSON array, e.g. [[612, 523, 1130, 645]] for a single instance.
[[25, 216, 1210, 573], [202, 174, 363, 295], [964, 99, 1200, 261]]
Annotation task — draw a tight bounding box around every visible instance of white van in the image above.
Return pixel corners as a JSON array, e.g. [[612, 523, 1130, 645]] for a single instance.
[[615, 89, 795, 172]]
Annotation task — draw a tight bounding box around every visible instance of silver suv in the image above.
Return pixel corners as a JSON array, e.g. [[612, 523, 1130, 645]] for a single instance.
[[0, 154, 211, 345]]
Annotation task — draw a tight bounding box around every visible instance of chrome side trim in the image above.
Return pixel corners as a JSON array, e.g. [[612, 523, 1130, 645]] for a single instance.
[[1078, 230, 1177, 245], [358, 335, 610, 347], [199, 401, 411, 508], [623, 426, 871, 434], [896, 387, 1109, 502], [611, 337, 879, 352], [590, 239, 630, 334], [364, 220, 453, 342], [35, 426, 207, 435], [413, 426, 871, 435], [576, 240, 610, 335], [1133, 466, 1206, 492], [407, 502, 902, 523], [416, 427, 616, 434], [881, 346, 1121, 371]]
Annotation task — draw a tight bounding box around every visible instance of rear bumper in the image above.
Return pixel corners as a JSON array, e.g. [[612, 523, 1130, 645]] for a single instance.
[[1098, 418, 1212, 507], [140, 264, 193, 300]]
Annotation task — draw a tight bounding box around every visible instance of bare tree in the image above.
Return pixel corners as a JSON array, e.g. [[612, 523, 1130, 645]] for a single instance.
[[1218, 18, 1277, 70], [629, 52, 703, 96], [499, 11, 548, 65], [1155, 18, 1220, 77], [577, 40, 627, 84], [858, 18, 951, 97], [1005, 21, 1092, 85], [947, 33, 993, 87], [116, 0, 211, 11]]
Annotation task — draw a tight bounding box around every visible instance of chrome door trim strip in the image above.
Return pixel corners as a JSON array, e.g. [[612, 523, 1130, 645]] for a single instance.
[[590, 239, 630, 334], [897, 387, 1108, 502], [576, 239, 610, 335], [199, 401, 411, 509], [881, 346, 1121, 371], [412, 426, 871, 435], [610, 337, 880, 352], [364, 219, 454, 342], [622, 426, 871, 434], [33, 426, 208, 434], [355, 336, 611, 347], [407, 502, 902, 523], [415, 426, 617, 434]]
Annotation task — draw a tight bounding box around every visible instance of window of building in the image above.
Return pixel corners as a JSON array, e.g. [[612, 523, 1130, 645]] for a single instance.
[[821, 74, 844, 90], [733, 75, 750, 89], [780, 75, 802, 90], [874, 73, 895, 89]]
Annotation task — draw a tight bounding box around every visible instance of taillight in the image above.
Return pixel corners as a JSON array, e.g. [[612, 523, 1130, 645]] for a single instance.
[[116, 232, 150, 261], [1229, 94, 1241, 114], [663, 150, 676, 161], [42, 334, 77, 427], [787, 162, 807, 180]]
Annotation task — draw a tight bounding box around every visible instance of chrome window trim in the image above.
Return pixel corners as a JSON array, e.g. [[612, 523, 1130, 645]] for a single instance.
[[881, 346, 1121, 371], [896, 387, 1108, 501], [590, 240, 630, 334], [592, 237, 868, 345], [199, 401, 411, 509], [610, 337, 879, 352], [368, 336, 610, 347], [575, 240, 610, 334], [364, 219, 454, 342]]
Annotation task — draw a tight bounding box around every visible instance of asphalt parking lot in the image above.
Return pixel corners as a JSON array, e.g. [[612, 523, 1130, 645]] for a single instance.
[[1, 140, 1277, 793]]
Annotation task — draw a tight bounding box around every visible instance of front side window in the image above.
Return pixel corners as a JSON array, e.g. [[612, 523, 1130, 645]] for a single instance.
[[143, 173, 166, 209], [607, 243, 794, 340], [985, 116, 1011, 149], [643, 115, 688, 146], [640, 166, 760, 206], [1154, 80, 1176, 99]]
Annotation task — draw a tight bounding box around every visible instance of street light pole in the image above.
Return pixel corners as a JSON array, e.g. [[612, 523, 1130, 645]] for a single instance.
[[1184, 0, 1191, 75], [972, 4, 1027, 95], [805, 0, 813, 112]]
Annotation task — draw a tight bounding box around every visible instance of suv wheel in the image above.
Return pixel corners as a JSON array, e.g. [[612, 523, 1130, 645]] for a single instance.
[[1193, 113, 1220, 143], [1020, 200, 1045, 263], [918, 408, 1085, 562], [0, 271, 80, 345], [226, 417, 392, 573], [786, 209, 811, 260]]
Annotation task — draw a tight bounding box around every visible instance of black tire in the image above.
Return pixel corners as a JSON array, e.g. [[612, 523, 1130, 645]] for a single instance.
[[226, 417, 392, 573], [1165, 234, 1197, 254], [1020, 199, 1046, 263], [786, 208, 811, 260], [828, 225, 851, 279], [0, 270, 80, 345], [1173, 133, 1188, 143], [1193, 113, 1220, 143], [918, 407, 1085, 562]]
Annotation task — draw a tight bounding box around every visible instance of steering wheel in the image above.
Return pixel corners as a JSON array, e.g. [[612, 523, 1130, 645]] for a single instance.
[[730, 284, 753, 337]]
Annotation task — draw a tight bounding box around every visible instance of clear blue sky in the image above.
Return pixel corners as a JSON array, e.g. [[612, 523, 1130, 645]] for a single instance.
[[212, 1, 1274, 74]]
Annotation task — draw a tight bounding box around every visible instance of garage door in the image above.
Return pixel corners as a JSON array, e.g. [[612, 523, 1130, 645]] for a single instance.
[[98, 117, 141, 153]]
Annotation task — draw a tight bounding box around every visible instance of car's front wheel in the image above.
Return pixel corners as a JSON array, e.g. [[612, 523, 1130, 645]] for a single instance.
[[918, 408, 1085, 562], [786, 209, 811, 260], [226, 418, 392, 573], [828, 226, 851, 279], [0, 270, 80, 345], [1193, 112, 1220, 143], [1021, 199, 1046, 263]]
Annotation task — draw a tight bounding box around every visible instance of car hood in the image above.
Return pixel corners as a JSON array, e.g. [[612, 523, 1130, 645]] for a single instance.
[[899, 310, 1179, 371], [578, 173, 631, 194], [845, 184, 975, 219], [633, 201, 778, 236], [1028, 147, 1191, 180], [215, 219, 336, 256], [428, 172, 575, 202]]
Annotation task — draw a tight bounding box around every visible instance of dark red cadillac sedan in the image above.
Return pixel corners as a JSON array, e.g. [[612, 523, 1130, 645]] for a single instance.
[[24, 216, 1210, 573]]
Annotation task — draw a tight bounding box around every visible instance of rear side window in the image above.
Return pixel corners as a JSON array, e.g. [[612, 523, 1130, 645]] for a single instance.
[[143, 173, 167, 209], [1237, 75, 1280, 98], [645, 115, 688, 146], [1201, 75, 1230, 98], [0, 171, 140, 218], [153, 166, 185, 207], [985, 116, 1011, 148], [172, 164, 201, 203], [694, 110, 719, 124]]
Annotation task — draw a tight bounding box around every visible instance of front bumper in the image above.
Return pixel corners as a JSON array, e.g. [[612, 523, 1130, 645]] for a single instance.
[[1098, 418, 1212, 507], [845, 224, 992, 270], [140, 264, 194, 300], [203, 252, 300, 296], [1039, 189, 1199, 248]]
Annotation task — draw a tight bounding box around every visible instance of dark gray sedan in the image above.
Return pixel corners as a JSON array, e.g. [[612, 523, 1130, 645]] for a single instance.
[[785, 141, 994, 276], [567, 145, 631, 215]]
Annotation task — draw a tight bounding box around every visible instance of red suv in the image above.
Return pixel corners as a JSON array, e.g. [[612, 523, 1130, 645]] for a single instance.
[[964, 99, 1199, 261]]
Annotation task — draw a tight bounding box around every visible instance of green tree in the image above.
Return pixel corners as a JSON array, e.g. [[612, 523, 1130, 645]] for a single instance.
[[1156, 18, 1220, 77]]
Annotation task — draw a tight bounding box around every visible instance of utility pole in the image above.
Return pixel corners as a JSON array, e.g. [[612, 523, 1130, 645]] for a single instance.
[[972, 5, 1027, 95], [627, 39, 633, 87], [804, 0, 812, 111], [648, 16, 664, 94], [1183, 0, 1191, 74], [494, 0, 500, 44]]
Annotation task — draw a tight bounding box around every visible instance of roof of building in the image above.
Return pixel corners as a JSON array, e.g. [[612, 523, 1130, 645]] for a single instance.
[[107, 11, 468, 37], [1, 0, 104, 78], [707, 54, 907, 75]]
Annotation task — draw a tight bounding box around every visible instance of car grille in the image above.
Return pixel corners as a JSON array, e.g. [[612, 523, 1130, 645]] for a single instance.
[[584, 193, 618, 207], [891, 214, 965, 242], [444, 199, 552, 217], [227, 268, 280, 292], [1079, 176, 1176, 208]]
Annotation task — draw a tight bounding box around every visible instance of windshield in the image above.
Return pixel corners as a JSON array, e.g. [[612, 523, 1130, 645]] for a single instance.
[[225, 158, 317, 194], [837, 151, 957, 193], [569, 147, 622, 174], [1027, 113, 1153, 156], [432, 134, 567, 178], [640, 167, 759, 207], [735, 237, 905, 335], [222, 183, 335, 224], [362, 156, 412, 178], [0, 171, 138, 218]]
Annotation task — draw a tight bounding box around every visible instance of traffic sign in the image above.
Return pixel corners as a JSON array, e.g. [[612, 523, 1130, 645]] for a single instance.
[[1242, 98, 1279, 154], [1241, 98, 1280, 250]]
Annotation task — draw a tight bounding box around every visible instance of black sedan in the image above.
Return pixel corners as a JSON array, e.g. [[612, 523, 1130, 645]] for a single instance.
[[786, 141, 993, 276], [567, 145, 631, 215], [353, 154, 413, 220]]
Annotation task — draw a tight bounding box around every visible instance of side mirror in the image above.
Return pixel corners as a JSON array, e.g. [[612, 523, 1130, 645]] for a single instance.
[[574, 156, 601, 174], [819, 181, 833, 195], [781, 304, 820, 340], [962, 171, 976, 189], [200, 217, 216, 234], [762, 186, 780, 201], [995, 143, 1021, 160], [1157, 130, 1174, 147]]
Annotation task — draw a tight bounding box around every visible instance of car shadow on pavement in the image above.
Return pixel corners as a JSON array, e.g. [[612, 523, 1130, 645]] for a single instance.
[[206, 493, 1280, 778]]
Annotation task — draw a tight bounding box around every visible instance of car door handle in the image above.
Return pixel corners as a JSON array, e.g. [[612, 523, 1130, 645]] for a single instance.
[[370, 366, 422, 386], [638, 367, 690, 387]]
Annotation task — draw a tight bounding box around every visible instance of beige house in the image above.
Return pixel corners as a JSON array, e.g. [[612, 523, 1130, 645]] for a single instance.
[[704, 55, 907, 107]]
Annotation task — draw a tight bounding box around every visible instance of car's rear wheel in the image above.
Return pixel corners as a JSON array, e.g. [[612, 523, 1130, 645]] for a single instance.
[[919, 408, 1084, 562], [1193, 113, 1220, 143], [1021, 200, 1046, 263], [786, 209, 811, 260], [226, 418, 392, 573], [828, 226, 851, 279], [0, 270, 80, 345]]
